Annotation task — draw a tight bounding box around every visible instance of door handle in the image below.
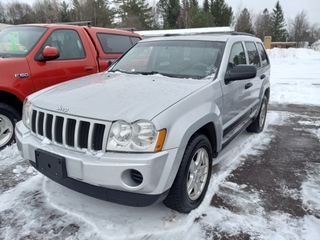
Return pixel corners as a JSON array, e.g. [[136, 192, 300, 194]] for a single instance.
[[260, 74, 266, 80], [245, 82, 253, 89], [84, 66, 95, 72]]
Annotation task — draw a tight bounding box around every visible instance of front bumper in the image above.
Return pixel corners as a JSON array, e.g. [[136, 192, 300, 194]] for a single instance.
[[15, 121, 179, 206]]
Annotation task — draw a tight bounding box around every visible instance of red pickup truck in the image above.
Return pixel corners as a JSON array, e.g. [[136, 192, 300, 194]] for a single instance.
[[0, 24, 142, 149]]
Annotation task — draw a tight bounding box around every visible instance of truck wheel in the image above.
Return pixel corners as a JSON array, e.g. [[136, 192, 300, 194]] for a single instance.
[[164, 134, 212, 213], [247, 95, 268, 133], [0, 103, 21, 150]]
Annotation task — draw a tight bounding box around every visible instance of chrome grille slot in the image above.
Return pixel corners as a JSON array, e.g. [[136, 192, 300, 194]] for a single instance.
[[55, 116, 64, 144], [37, 112, 44, 136], [92, 124, 105, 151], [79, 121, 90, 149], [30, 109, 109, 152], [66, 119, 76, 147], [45, 114, 53, 140]]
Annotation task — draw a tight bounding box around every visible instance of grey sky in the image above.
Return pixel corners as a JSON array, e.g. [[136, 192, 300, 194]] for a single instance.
[[225, 0, 320, 25]]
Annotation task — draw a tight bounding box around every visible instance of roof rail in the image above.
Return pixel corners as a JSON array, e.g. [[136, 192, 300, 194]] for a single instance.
[[231, 31, 255, 37], [135, 27, 235, 38], [55, 21, 93, 26]]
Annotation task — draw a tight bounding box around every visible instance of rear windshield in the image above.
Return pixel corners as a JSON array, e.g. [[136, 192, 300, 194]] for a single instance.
[[0, 26, 47, 58], [111, 40, 226, 80]]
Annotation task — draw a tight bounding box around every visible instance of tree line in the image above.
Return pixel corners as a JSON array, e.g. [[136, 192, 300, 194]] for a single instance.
[[0, 0, 319, 47]]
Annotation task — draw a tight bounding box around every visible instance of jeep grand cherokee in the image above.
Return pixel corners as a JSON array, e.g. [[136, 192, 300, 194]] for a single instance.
[[16, 34, 270, 213]]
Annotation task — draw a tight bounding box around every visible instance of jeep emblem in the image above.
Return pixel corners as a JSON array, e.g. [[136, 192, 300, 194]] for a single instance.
[[57, 105, 69, 113]]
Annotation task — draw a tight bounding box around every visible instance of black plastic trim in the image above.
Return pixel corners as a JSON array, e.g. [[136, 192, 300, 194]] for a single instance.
[[30, 153, 169, 207]]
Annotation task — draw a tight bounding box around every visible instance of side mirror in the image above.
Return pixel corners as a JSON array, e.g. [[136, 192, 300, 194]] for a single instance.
[[107, 60, 116, 70], [225, 64, 257, 82], [39, 46, 60, 61]]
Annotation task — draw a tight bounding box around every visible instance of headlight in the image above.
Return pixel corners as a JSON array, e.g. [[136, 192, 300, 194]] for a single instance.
[[107, 120, 166, 152], [22, 98, 32, 129]]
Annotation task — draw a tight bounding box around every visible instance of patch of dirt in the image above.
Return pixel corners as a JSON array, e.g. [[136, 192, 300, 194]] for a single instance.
[[211, 104, 320, 219]]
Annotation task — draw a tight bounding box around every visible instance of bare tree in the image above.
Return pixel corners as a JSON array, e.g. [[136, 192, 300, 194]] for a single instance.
[[33, 0, 60, 23], [0, 2, 7, 23], [255, 8, 272, 41], [288, 10, 309, 47], [6, 1, 34, 24], [308, 23, 320, 45]]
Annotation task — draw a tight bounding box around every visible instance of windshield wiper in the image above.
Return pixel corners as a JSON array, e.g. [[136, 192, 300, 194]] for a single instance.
[[109, 69, 138, 74]]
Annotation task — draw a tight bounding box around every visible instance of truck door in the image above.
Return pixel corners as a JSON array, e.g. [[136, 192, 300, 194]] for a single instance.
[[27, 28, 98, 91]]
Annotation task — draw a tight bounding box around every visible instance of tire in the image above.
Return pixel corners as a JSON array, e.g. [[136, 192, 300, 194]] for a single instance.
[[0, 103, 21, 150], [247, 95, 268, 133], [164, 134, 213, 213]]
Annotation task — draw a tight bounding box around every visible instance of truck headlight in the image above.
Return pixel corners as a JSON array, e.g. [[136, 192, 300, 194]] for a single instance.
[[22, 98, 32, 129], [107, 120, 166, 152]]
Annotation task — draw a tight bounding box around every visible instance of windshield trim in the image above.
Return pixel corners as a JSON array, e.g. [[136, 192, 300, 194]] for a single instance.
[[110, 40, 225, 80]]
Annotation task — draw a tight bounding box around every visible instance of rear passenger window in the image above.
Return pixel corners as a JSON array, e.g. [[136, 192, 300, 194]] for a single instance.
[[245, 42, 261, 68], [257, 43, 269, 67], [227, 42, 246, 71], [97, 33, 141, 54]]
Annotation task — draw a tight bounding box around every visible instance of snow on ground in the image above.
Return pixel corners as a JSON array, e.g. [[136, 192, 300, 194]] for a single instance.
[[1, 48, 320, 239], [267, 48, 320, 106]]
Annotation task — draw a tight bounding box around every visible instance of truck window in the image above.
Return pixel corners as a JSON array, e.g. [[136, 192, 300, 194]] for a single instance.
[[245, 42, 261, 68], [97, 33, 141, 54], [39, 29, 86, 60], [227, 42, 246, 71], [257, 42, 269, 67]]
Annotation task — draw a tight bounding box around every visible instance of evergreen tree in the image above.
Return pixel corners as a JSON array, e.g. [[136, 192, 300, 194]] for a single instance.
[[59, 1, 71, 22], [203, 0, 209, 12], [93, 0, 114, 27], [255, 8, 272, 41], [177, 0, 191, 28], [235, 8, 254, 34], [271, 1, 287, 41], [115, 0, 153, 29], [210, 0, 232, 27], [157, 0, 181, 28]]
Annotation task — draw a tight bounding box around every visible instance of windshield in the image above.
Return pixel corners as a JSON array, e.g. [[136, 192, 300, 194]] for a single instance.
[[111, 40, 225, 79], [0, 26, 47, 58]]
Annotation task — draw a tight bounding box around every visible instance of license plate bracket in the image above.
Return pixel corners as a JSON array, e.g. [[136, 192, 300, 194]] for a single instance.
[[35, 149, 67, 180]]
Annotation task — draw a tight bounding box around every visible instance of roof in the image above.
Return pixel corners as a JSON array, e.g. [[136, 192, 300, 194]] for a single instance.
[[139, 33, 261, 43]]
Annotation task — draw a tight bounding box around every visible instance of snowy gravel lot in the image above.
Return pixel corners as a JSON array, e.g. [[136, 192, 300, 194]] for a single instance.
[[1, 48, 320, 240]]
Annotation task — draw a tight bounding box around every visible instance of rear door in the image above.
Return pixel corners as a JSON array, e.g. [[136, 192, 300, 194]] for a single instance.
[[27, 27, 98, 91], [243, 41, 266, 113]]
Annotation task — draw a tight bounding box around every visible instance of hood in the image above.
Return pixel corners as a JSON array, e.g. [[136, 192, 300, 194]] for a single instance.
[[31, 72, 210, 122]]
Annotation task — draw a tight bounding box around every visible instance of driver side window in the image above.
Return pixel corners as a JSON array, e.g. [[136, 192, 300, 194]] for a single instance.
[[227, 42, 246, 71], [39, 29, 86, 60]]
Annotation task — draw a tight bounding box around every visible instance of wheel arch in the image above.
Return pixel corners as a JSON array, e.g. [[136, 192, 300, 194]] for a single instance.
[[0, 90, 23, 115]]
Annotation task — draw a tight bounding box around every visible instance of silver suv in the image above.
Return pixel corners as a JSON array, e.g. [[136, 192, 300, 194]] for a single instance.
[[16, 34, 270, 213]]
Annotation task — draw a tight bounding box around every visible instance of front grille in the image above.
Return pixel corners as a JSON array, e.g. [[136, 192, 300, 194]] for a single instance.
[[31, 109, 108, 152]]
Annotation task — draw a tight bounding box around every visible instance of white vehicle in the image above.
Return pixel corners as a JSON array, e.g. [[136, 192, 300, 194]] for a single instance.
[[16, 34, 270, 213]]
